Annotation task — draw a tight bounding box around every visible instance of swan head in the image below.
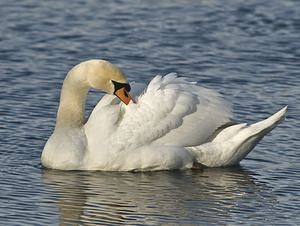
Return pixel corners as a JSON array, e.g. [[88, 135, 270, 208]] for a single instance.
[[70, 59, 132, 104]]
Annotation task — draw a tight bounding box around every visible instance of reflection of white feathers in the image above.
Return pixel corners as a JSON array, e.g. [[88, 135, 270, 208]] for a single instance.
[[42, 168, 263, 224]]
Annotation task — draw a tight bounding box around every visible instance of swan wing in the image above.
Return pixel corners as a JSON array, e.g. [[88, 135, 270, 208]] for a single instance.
[[104, 73, 233, 149], [84, 81, 147, 147]]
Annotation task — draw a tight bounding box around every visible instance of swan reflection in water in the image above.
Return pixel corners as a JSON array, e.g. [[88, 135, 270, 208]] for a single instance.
[[42, 167, 274, 225]]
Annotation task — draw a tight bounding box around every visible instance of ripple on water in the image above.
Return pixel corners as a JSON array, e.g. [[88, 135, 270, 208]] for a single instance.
[[0, 0, 299, 225]]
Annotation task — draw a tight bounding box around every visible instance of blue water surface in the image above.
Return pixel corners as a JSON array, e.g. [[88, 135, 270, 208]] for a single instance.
[[0, 0, 299, 225]]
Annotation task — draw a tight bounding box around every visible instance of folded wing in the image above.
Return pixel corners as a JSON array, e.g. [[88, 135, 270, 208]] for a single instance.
[[103, 73, 233, 150]]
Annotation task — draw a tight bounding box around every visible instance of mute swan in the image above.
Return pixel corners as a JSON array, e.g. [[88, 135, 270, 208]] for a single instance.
[[41, 59, 287, 171]]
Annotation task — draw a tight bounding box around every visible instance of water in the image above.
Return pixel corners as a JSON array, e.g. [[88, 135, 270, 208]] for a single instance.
[[0, 0, 299, 225]]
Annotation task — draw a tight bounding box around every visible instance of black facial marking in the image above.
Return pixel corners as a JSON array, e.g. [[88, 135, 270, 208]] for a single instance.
[[112, 80, 131, 94], [124, 83, 131, 92]]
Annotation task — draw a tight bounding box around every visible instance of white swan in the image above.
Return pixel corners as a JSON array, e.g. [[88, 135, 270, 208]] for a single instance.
[[41, 59, 287, 171]]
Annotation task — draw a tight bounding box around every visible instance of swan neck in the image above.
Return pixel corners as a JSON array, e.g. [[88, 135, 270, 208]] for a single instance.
[[56, 74, 89, 128]]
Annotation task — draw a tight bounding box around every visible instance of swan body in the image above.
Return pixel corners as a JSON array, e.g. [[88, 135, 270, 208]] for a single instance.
[[41, 60, 287, 171]]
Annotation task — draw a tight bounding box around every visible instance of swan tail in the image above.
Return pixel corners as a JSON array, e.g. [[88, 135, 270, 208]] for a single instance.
[[187, 106, 287, 167]]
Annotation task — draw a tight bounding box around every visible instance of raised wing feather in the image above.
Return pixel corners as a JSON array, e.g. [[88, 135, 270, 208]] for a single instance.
[[94, 73, 233, 150]]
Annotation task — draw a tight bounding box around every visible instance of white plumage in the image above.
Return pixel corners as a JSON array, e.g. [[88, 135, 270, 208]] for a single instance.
[[41, 60, 287, 171]]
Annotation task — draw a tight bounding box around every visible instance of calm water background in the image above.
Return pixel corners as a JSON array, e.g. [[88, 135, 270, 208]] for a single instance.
[[0, 0, 299, 225]]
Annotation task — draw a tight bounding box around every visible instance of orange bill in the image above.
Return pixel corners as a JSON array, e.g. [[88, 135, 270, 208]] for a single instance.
[[115, 87, 132, 105]]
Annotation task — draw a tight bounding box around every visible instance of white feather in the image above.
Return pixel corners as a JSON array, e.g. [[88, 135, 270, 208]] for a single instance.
[[42, 62, 287, 171]]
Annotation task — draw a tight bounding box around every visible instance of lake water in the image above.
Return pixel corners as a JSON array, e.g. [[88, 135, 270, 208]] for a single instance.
[[0, 0, 299, 225]]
